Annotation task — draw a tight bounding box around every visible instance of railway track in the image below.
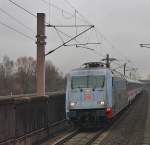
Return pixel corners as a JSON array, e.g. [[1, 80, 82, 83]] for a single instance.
[[52, 128, 104, 145]]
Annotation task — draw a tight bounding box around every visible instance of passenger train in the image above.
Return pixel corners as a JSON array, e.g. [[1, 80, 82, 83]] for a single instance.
[[65, 62, 142, 125]]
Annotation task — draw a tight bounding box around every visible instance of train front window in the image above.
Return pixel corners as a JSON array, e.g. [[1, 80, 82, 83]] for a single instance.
[[71, 76, 87, 89], [71, 76, 105, 89], [88, 76, 105, 88]]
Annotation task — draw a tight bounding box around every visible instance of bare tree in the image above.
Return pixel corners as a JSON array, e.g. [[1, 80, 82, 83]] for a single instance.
[[0, 56, 14, 95], [15, 57, 36, 94], [0, 56, 65, 96], [45, 61, 65, 92]]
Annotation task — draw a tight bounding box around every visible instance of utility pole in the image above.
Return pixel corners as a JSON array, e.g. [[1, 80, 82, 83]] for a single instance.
[[101, 54, 110, 68], [36, 13, 46, 96], [106, 54, 110, 68], [129, 72, 132, 79], [124, 63, 126, 76], [102, 54, 117, 68]]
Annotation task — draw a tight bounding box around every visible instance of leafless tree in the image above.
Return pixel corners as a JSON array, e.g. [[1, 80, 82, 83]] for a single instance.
[[15, 56, 36, 94], [0, 56, 65, 96]]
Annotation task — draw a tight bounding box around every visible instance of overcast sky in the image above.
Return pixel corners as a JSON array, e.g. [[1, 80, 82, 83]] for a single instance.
[[0, 0, 150, 79]]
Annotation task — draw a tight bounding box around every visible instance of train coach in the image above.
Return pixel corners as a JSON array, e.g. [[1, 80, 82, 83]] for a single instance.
[[65, 62, 142, 125]]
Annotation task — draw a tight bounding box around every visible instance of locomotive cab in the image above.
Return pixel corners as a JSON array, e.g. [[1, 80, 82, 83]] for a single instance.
[[66, 63, 113, 123], [65, 62, 142, 126]]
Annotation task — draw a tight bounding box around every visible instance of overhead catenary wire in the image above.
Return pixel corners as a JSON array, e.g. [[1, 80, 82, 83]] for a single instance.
[[0, 1, 125, 56], [62, 10, 75, 20], [40, 0, 88, 24], [7, 0, 36, 18], [86, 47, 106, 58], [4, 0, 138, 77], [0, 7, 35, 33], [40, 0, 75, 18], [46, 21, 103, 59], [65, 42, 101, 46], [94, 27, 131, 64], [0, 20, 35, 41], [53, 28, 103, 56], [54, 27, 75, 39], [47, 0, 137, 73], [53, 27, 82, 45], [76, 46, 104, 56], [94, 28, 108, 53], [94, 26, 130, 62], [42, 0, 138, 76], [7, 0, 132, 62], [75, 10, 77, 39], [54, 27, 65, 43], [63, 0, 127, 61], [52, 28, 105, 57], [52, 28, 102, 56], [45, 0, 139, 77], [51, 27, 99, 47], [76, 45, 95, 51], [63, 0, 91, 25], [48, 0, 51, 24], [59, 1, 129, 62], [46, 25, 94, 55], [41, 0, 103, 57], [46, 24, 93, 27]]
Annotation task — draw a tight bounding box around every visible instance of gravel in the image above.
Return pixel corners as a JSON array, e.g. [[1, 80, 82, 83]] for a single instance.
[[97, 90, 149, 145]]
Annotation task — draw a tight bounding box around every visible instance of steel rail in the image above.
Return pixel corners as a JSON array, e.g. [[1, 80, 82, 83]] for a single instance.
[[52, 129, 104, 145], [50, 119, 66, 127], [0, 138, 14, 145], [52, 129, 80, 145], [85, 130, 104, 145]]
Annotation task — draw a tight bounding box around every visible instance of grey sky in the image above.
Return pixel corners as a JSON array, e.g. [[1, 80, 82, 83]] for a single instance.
[[0, 0, 150, 79]]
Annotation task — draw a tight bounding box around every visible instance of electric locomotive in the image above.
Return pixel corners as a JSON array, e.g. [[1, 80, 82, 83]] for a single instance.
[[65, 62, 142, 125]]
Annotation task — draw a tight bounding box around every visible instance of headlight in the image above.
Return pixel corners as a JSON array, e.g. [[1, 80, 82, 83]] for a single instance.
[[70, 102, 76, 107], [100, 101, 105, 105], [97, 100, 105, 105]]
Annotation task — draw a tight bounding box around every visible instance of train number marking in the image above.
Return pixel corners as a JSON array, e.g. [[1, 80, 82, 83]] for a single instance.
[[84, 95, 92, 101]]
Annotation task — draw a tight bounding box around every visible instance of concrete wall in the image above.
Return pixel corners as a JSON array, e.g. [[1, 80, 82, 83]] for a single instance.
[[0, 97, 15, 143], [0, 92, 65, 145]]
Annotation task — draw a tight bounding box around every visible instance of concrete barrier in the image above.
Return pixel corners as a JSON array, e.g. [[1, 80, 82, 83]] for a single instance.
[[0, 92, 66, 145], [0, 97, 15, 144]]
